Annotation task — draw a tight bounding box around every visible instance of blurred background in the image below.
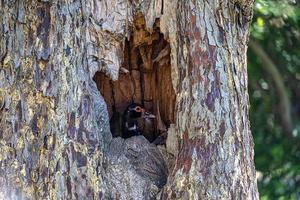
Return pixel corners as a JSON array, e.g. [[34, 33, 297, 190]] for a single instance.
[[248, 0, 300, 199]]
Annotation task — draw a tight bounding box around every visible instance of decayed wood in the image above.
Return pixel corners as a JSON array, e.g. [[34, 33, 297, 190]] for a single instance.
[[94, 14, 176, 142], [0, 0, 258, 199]]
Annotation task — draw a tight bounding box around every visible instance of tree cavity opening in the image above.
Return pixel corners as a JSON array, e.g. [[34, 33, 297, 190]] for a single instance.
[[93, 13, 176, 143]]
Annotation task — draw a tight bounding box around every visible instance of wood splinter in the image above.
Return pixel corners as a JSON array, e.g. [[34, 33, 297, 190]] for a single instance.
[[120, 67, 130, 74], [153, 45, 170, 63]]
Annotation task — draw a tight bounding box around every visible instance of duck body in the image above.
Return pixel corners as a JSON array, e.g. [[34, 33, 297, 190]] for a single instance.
[[123, 122, 142, 138], [122, 103, 155, 138]]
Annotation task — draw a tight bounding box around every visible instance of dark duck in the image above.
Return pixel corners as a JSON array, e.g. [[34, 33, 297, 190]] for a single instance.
[[122, 103, 155, 138]]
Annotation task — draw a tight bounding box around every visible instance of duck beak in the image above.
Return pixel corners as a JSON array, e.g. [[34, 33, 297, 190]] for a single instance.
[[142, 110, 156, 119]]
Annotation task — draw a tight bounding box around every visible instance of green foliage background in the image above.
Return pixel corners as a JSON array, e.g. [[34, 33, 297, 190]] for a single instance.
[[249, 0, 300, 199]]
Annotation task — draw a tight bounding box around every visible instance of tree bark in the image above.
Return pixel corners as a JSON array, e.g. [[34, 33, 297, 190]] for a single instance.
[[0, 0, 258, 199]]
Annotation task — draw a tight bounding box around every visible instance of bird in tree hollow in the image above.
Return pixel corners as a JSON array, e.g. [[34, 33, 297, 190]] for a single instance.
[[122, 103, 155, 138]]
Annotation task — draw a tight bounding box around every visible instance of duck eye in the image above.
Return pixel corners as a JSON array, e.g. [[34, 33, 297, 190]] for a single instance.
[[135, 106, 142, 112]]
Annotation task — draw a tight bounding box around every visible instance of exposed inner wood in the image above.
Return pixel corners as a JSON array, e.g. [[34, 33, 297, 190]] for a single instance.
[[93, 13, 176, 142]]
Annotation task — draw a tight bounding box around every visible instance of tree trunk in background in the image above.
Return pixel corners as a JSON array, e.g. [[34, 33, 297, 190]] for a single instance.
[[0, 0, 258, 199]]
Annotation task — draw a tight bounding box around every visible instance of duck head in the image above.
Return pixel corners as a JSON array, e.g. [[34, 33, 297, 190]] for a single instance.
[[124, 103, 155, 119]]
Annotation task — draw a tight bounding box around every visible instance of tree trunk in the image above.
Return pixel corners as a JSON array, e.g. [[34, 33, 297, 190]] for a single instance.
[[0, 0, 258, 199]]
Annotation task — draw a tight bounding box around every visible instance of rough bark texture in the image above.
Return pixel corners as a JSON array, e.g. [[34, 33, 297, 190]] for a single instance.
[[0, 0, 258, 199]]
